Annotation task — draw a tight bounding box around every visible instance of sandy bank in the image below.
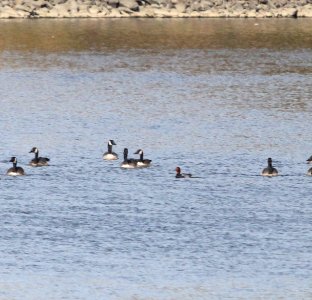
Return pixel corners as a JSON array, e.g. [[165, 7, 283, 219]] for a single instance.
[[0, 0, 312, 18]]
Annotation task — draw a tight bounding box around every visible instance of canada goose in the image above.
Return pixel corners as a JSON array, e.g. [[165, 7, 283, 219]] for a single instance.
[[7, 157, 25, 176], [134, 149, 152, 167], [261, 158, 278, 177], [29, 147, 50, 166], [103, 140, 118, 160], [120, 148, 138, 169]]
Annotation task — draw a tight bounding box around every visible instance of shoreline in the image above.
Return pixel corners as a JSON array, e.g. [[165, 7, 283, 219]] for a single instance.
[[0, 0, 312, 19]]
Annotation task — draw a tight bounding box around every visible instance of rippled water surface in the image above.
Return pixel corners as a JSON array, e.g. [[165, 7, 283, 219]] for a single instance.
[[0, 18, 312, 299]]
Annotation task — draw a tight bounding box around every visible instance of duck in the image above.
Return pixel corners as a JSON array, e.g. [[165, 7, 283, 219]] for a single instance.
[[306, 155, 312, 164], [134, 149, 152, 167], [7, 157, 25, 176], [103, 140, 118, 160], [175, 167, 192, 178], [29, 147, 50, 166], [120, 148, 138, 169], [261, 157, 278, 177], [307, 167, 312, 176]]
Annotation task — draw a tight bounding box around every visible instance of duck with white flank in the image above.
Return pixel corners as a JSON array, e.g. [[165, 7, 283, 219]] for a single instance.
[[29, 147, 50, 166], [175, 167, 192, 178], [261, 158, 278, 177], [134, 149, 152, 167], [7, 157, 25, 176], [120, 148, 138, 169], [103, 140, 118, 160]]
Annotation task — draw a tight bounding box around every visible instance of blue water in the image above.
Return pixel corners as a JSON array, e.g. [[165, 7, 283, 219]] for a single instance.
[[0, 19, 312, 299]]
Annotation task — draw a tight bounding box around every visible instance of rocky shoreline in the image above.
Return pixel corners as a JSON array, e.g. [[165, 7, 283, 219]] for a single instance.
[[0, 0, 312, 18]]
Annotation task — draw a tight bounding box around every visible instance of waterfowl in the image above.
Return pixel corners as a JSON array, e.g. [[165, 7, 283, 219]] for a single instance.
[[103, 140, 118, 160], [29, 147, 50, 166], [307, 167, 312, 176], [261, 158, 278, 177], [7, 157, 25, 176], [120, 148, 138, 169], [134, 149, 152, 167], [175, 167, 192, 178], [307, 155, 312, 164]]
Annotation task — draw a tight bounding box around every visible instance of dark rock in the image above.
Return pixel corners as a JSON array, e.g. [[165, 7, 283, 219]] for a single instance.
[[107, 0, 119, 7]]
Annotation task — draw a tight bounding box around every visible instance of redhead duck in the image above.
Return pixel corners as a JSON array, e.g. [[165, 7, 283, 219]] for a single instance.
[[175, 167, 192, 178]]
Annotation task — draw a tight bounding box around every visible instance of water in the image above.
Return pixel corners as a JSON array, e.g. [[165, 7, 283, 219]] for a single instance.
[[0, 18, 312, 299]]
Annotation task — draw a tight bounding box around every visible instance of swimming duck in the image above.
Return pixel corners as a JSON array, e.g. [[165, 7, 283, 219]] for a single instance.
[[134, 149, 152, 167], [261, 158, 278, 177], [7, 157, 25, 176], [29, 147, 50, 166], [306, 155, 312, 164], [120, 148, 138, 169], [175, 167, 192, 178], [103, 140, 118, 160]]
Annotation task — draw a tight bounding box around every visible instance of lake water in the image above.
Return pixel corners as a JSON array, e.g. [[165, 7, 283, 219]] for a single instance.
[[0, 18, 312, 299]]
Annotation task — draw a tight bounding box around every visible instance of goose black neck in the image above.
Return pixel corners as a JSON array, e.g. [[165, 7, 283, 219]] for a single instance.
[[123, 149, 128, 161], [35, 152, 39, 162], [13, 162, 17, 171], [140, 152, 144, 161], [108, 144, 112, 154]]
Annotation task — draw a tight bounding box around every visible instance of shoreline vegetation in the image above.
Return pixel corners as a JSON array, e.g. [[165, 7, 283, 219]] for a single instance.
[[0, 0, 311, 19]]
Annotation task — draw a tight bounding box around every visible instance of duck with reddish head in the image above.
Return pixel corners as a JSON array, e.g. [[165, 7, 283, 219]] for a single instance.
[[175, 167, 192, 178]]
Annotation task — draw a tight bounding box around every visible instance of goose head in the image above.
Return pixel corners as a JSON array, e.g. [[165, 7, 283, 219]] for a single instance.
[[108, 140, 116, 146], [29, 147, 39, 154]]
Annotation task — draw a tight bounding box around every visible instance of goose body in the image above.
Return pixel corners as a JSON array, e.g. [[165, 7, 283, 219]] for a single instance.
[[120, 148, 138, 169], [29, 147, 50, 166], [103, 140, 118, 160], [261, 158, 278, 177], [134, 149, 152, 167], [175, 167, 192, 178], [7, 157, 25, 176]]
